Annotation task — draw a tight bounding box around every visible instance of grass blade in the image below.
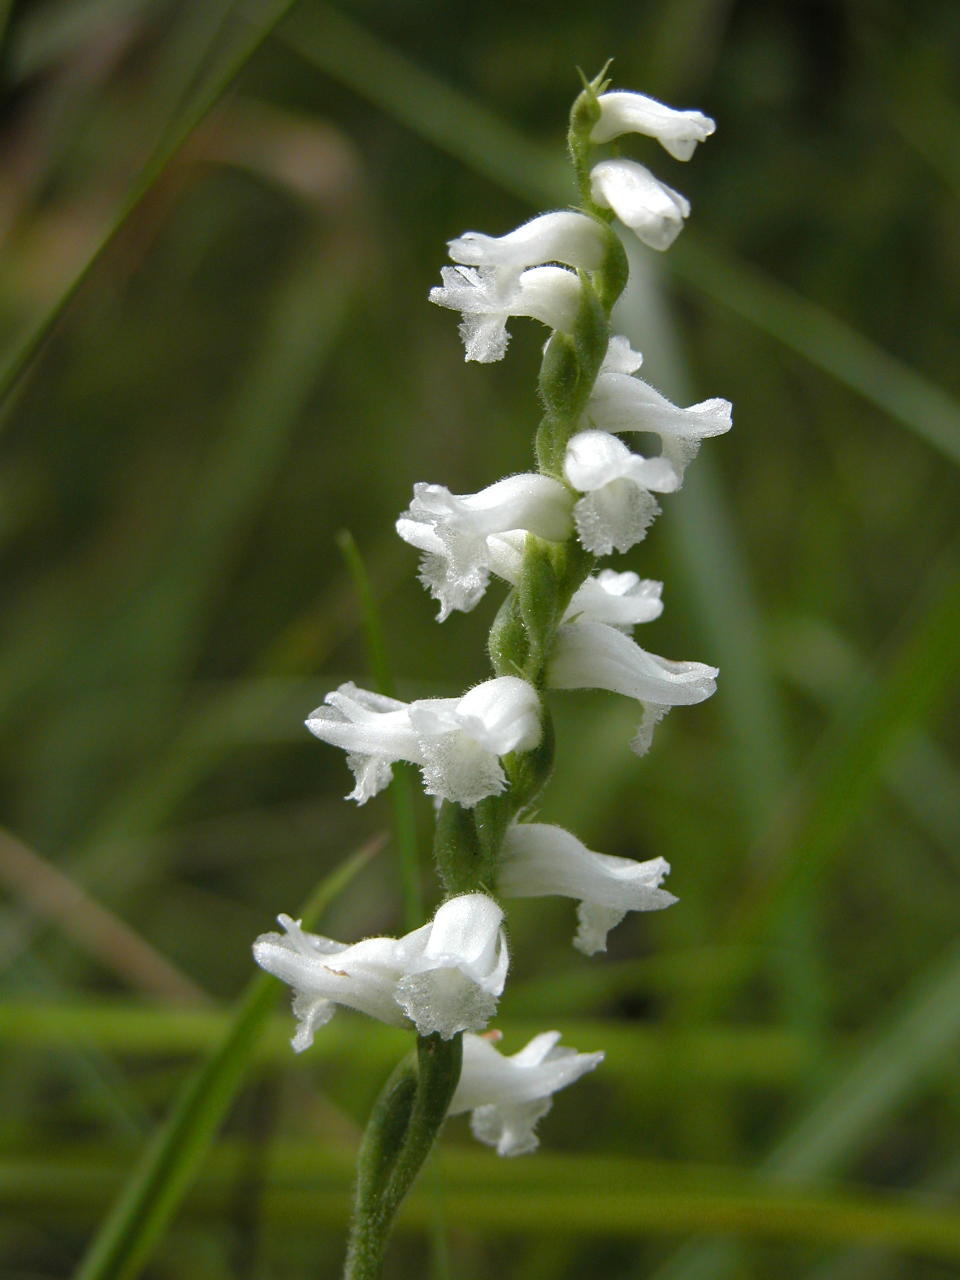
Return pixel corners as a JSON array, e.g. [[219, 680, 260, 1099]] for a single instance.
[[0, 0, 302, 407], [337, 530, 423, 929], [74, 835, 381, 1280]]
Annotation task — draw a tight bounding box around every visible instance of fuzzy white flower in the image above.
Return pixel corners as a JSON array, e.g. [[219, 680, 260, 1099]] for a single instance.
[[395, 894, 509, 1039], [590, 90, 716, 161], [564, 569, 663, 631], [499, 822, 676, 954], [564, 429, 678, 555], [485, 539, 664, 633], [590, 158, 690, 251], [430, 264, 582, 362], [254, 894, 508, 1047], [583, 367, 732, 484], [253, 915, 409, 1050], [397, 474, 572, 620], [448, 211, 607, 278], [548, 618, 717, 754], [450, 1030, 603, 1156], [306, 676, 542, 807]]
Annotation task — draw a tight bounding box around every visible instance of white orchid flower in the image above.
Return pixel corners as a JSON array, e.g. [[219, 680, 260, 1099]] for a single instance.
[[590, 90, 716, 161], [564, 569, 663, 631], [450, 1030, 604, 1156], [590, 158, 690, 251], [564, 429, 677, 555], [395, 894, 509, 1039], [448, 211, 607, 279], [430, 264, 582, 362], [253, 915, 409, 1050], [306, 675, 542, 807], [499, 822, 676, 954], [254, 894, 508, 1047], [548, 618, 717, 754], [583, 367, 732, 484], [397, 473, 572, 620]]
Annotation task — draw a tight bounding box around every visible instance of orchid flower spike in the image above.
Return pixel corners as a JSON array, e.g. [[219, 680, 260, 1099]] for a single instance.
[[590, 159, 690, 251], [306, 676, 542, 807], [395, 894, 509, 1039], [430, 264, 582, 362], [583, 364, 732, 484], [548, 618, 717, 754], [397, 473, 572, 620], [253, 894, 508, 1047], [499, 822, 676, 954], [590, 90, 716, 161], [450, 1030, 604, 1156], [564, 429, 678, 555], [448, 211, 608, 280]]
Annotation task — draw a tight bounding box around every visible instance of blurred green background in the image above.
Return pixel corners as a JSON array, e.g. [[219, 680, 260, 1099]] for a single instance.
[[1, 0, 959, 1277]]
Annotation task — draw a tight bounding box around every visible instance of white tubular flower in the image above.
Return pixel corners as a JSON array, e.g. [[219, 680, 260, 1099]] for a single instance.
[[408, 676, 542, 806], [564, 430, 677, 555], [499, 822, 676, 955], [253, 915, 409, 1050], [254, 894, 509, 1047], [584, 368, 732, 484], [548, 618, 718, 754], [306, 675, 542, 808], [590, 159, 690, 251], [395, 894, 509, 1039], [430, 264, 582, 362], [305, 684, 423, 804], [564, 569, 663, 631], [448, 211, 607, 277], [590, 90, 716, 161], [450, 1030, 604, 1156], [397, 474, 572, 620]]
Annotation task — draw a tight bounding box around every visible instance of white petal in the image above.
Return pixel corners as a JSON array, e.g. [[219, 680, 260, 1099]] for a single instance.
[[499, 823, 676, 953], [397, 477, 570, 620], [564, 570, 663, 630], [590, 90, 716, 160], [550, 620, 717, 706], [564, 430, 678, 493], [253, 919, 410, 1047], [450, 1030, 604, 1157], [449, 211, 606, 274], [573, 482, 661, 555], [454, 676, 542, 755], [485, 530, 527, 585], [601, 334, 644, 374], [585, 372, 733, 464], [574, 903, 629, 957], [305, 683, 423, 803], [429, 263, 583, 363], [590, 159, 690, 251], [549, 619, 717, 754], [395, 894, 508, 1038], [513, 266, 582, 333]]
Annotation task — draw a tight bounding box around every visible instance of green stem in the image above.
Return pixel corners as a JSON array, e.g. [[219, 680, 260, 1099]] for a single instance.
[[344, 1034, 463, 1280]]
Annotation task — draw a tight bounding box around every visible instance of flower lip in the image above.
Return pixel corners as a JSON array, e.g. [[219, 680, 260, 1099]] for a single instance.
[[429, 264, 583, 363], [449, 1029, 604, 1156]]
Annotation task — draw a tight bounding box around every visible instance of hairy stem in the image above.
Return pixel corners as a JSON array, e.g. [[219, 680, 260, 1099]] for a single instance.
[[344, 1035, 463, 1280]]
